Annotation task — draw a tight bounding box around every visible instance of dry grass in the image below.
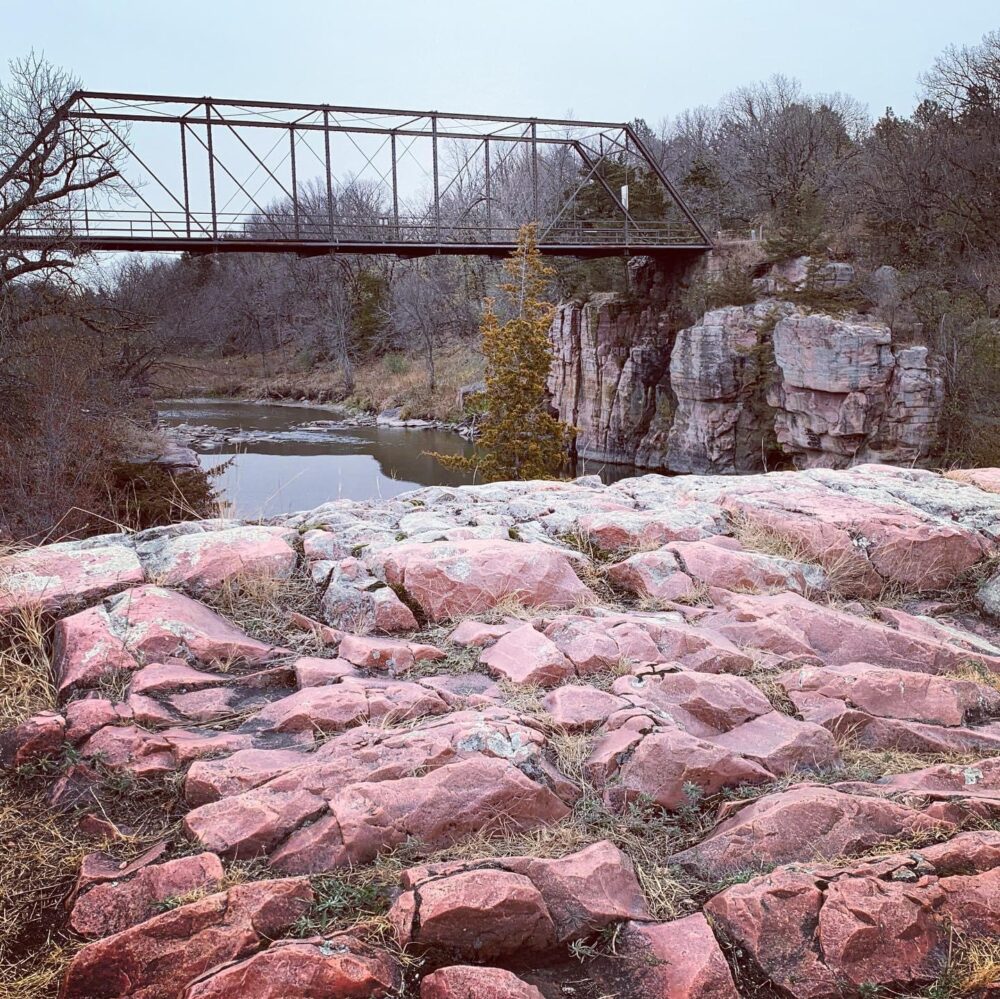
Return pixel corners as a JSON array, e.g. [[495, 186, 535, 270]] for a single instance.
[[947, 660, 1000, 694], [202, 568, 325, 652], [0, 606, 53, 730], [743, 660, 798, 716], [835, 745, 983, 783], [158, 341, 484, 423]]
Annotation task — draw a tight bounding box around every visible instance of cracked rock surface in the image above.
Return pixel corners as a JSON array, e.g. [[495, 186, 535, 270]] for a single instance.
[[3, 463, 1000, 998]]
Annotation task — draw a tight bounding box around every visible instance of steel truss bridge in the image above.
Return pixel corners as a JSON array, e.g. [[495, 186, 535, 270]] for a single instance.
[[5, 91, 711, 258]]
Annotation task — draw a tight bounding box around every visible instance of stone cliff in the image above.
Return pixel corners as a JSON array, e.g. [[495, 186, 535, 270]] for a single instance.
[[548, 284, 944, 474]]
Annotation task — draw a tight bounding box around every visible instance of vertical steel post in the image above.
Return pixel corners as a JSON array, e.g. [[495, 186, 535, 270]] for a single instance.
[[531, 120, 539, 221], [289, 126, 299, 238], [431, 113, 440, 239], [623, 129, 629, 246], [205, 102, 217, 239], [484, 136, 492, 241], [390, 131, 399, 239], [323, 109, 334, 239], [180, 121, 191, 237]]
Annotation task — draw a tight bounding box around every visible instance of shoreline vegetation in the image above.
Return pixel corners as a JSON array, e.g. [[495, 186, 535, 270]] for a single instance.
[[154, 340, 484, 426]]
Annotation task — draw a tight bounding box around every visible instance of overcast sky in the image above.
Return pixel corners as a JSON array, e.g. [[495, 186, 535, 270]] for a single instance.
[[7, 0, 999, 122]]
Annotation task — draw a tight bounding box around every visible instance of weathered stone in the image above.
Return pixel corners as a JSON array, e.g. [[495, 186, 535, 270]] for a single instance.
[[607, 914, 740, 998], [606, 549, 698, 602], [709, 711, 842, 776], [61, 878, 313, 999], [0, 710, 65, 768], [420, 966, 544, 999], [270, 757, 570, 873], [391, 870, 557, 959], [337, 634, 444, 673], [70, 852, 224, 938], [376, 539, 593, 621], [135, 525, 297, 592], [53, 586, 287, 695], [184, 933, 400, 998], [542, 685, 626, 731], [674, 785, 952, 879], [479, 624, 575, 687], [605, 727, 773, 811], [0, 541, 144, 617]]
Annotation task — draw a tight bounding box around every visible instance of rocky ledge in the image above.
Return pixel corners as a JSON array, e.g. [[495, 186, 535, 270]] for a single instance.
[[3, 464, 1000, 998]]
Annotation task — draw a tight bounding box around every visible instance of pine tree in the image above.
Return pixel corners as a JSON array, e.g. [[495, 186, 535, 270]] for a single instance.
[[435, 224, 574, 481]]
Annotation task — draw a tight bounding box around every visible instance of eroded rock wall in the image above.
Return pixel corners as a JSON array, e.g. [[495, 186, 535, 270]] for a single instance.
[[549, 292, 944, 473]]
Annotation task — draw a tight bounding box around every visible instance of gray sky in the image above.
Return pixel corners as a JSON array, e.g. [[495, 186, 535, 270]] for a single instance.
[[8, 0, 1000, 122]]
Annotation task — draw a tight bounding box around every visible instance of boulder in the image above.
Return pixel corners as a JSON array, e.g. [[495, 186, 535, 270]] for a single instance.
[[420, 966, 544, 999], [479, 624, 575, 687], [0, 541, 144, 617], [0, 710, 65, 768], [135, 525, 297, 592], [708, 711, 842, 776], [390, 869, 557, 960], [604, 727, 773, 811], [70, 853, 224, 938], [61, 878, 314, 999], [53, 586, 287, 695], [375, 539, 593, 621], [606, 914, 740, 998], [605, 549, 698, 602], [184, 934, 400, 998], [542, 685, 626, 731], [270, 757, 570, 873], [673, 785, 952, 879]]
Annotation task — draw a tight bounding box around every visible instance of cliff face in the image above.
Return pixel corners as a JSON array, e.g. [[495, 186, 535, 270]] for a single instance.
[[548, 296, 944, 473]]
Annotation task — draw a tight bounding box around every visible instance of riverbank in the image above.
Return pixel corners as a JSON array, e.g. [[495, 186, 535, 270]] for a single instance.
[[155, 341, 484, 424]]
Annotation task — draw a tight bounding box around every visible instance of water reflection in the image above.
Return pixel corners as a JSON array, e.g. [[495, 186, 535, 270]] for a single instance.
[[159, 399, 638, 517]]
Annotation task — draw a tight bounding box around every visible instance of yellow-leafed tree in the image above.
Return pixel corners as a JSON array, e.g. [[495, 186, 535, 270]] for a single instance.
[[437, 224, 574, 481]]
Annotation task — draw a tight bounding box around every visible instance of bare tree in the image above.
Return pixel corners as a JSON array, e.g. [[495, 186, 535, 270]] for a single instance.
[[0, 54, 121, 286]]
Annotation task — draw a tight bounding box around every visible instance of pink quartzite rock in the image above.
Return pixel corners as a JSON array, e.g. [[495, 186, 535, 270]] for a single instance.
[[269, 757, 570, 873], [670, 538, 822, 595], [391, 869, 557, 960], [70, 853, 224, 938], [673, 785, 953, 879], [184, 747, 310, 806], [616, 669, 772, 734], [704, 837, 1000, 999], [709, 711, 842, 776], [0, 710, 65, 768], [61, 877, 314, 999], [376, 538, 593, 621], [703, 590, 1000, 674], [420, 966, 544, 999], [184, 933, 400, 999], [505, 840, 651, 942], [53, 585, 287, 695], [778, 661, 1000, 727], [605, 550, 697, 602], [610, 914, 740, 998], [574, 507, 716, 552], [542, 685, 627, 731], [135, 526, 297, 593], [0, 541, 144, 617], [247, 677, 448, 735], [722, 487, 986, 596], [479, 624, 575, 687], [447, 619, 520, 647], [606, 727, 773, 811], [337, 634, 445, 673], [945, 467, 1000, 494]]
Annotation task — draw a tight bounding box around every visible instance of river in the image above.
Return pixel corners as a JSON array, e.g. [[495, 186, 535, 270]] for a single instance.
[[158, 399, 636, 518]]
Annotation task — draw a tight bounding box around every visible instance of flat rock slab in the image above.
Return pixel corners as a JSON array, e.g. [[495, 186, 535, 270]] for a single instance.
[[376, 538, 594, 621], [0, 542, 144, 617]]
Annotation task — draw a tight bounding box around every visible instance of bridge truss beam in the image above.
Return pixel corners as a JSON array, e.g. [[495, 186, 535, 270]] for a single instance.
[[6, 92, 713, 257]]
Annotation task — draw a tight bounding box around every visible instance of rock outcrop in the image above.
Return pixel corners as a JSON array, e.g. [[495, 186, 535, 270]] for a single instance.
[[3, 463, 1000, 998], [549, 291, 944, 474]]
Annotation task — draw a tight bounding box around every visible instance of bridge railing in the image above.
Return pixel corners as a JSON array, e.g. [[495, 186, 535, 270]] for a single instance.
[[11, 208, 708, 248]]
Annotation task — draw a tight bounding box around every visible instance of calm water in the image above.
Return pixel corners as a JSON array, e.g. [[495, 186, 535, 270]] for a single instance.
[[158, 399, 636, 517]]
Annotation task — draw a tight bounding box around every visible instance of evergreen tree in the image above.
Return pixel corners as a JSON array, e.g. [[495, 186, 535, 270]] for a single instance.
[[435, 224, 574, 481]]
